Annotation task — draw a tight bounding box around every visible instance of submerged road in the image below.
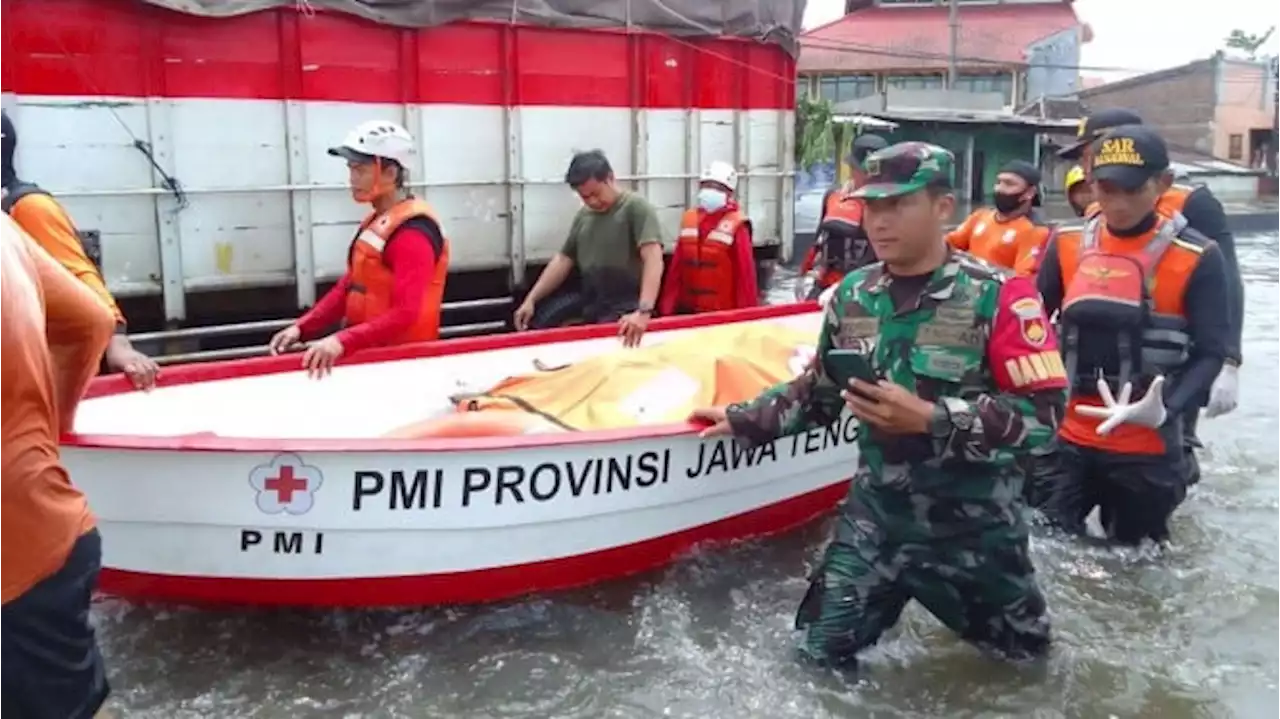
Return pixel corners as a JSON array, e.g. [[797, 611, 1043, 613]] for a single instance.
[[95, 233, 1279, 718]]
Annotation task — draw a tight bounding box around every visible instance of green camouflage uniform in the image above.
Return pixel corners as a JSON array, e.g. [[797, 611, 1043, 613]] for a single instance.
[[727, 143, 1066, 669]]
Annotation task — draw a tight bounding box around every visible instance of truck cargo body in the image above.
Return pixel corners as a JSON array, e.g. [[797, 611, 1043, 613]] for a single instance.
[[1, 0, 797, 340]]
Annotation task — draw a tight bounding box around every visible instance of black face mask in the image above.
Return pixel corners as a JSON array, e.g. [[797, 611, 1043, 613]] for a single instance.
[[993, 191, 1025, 214]]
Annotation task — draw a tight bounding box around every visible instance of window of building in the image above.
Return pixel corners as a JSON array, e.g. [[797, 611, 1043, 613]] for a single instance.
[[886, 75, 945, 91], [817, 75, 877, 104], [951, 73, 1014, 104], [1228, 133, 1244, 160]]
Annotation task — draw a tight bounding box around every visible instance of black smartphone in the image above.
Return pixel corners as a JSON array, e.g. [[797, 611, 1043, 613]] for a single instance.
[[823, 349, 878, 389]]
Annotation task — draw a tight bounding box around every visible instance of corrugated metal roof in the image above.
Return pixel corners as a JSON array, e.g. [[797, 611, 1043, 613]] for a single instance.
[[832, 107, 1079, 132], [1170, 159, 1263, 177], [799, 2, 1081, 74]]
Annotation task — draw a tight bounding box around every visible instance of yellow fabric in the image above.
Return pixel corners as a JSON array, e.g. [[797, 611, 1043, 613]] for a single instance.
[[460, 322, 816, 431]]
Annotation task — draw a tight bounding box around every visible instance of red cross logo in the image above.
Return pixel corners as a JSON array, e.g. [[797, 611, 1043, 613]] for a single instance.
[[249, 453, 324, 516], [264, 465, 308, 504]]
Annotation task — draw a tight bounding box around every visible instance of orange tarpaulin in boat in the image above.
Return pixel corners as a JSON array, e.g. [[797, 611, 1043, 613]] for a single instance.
[[385, 322, 817, 438]]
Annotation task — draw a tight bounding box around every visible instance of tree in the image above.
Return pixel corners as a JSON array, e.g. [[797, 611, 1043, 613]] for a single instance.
[[1224, 27, 1275, 60], [795, 95, 836, 171]]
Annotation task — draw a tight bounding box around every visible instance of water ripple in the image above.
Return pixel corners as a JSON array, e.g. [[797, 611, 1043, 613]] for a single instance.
[[95, 234, 1280, 718]]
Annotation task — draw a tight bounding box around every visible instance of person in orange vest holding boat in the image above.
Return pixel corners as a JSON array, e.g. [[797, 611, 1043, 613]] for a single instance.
[[795, 134, 888, 300], [946, 160, 1054, 277], [657, 161, 758, 316], [268, 121, 449, 377], [1064, 165, 1092, 218], [2, 217, 117, 718], [1059, 108, 1243, 486], [1033, 126, 1231, 544], [1, 110, 159, 391]]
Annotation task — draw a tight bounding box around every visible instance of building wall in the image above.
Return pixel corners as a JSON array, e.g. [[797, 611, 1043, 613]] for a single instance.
[[1213, 59, 1275, 166], [856, 125, 1036, 203], [1081, 61, 1217, 156], [1024, 26, 1081, 101], [807, 71, 1019, 106]]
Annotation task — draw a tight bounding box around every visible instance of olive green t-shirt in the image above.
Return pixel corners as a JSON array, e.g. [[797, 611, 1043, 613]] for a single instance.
[[561, 191, 664, 297]]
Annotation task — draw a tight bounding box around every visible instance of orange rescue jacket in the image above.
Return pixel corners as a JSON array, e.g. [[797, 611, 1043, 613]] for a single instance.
[[946, 208, 1053, 277], [814, 190, 870, 288], [1054, 214, 1207, 455], [673, 208, 750, 313], [344, 198, 450, 343]]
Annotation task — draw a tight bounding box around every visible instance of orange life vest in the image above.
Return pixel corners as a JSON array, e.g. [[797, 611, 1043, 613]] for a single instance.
[[1056, 213, 1205, 455], [343, 198, 450, 344], [816, 190, 872, 288], [674, 208, 749, 313]]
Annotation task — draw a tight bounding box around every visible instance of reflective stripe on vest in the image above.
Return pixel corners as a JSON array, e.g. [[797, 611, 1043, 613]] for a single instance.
[[344, 197, 450, 344], [675, 208, 742, 313]]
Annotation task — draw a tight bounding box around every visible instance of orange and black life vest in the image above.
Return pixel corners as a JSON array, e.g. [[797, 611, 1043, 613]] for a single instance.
[[815, 191, 873, 288], [674, 208, 749, 313], [1056, 212, 1210, 455], [1059, 213, 1193, 396], [344, 197, 450, 344]]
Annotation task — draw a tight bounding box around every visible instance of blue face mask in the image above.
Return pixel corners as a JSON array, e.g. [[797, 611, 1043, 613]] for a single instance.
[[697, 187, 728, 213]]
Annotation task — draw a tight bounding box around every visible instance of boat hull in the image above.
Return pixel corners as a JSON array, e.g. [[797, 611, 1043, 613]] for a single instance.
[[66, 430, 855, 608], [62, 303, 856, 608]]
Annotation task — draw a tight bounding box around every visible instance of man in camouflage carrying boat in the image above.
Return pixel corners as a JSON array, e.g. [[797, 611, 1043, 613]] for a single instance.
[[692, 143, 1067, 670]]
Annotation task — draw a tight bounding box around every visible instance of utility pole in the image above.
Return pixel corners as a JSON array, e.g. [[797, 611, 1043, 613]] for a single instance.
[[947, 0, 960, 89]]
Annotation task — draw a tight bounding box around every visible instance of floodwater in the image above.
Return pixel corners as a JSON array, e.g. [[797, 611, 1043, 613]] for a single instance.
[[97, 234, 1279, 718]]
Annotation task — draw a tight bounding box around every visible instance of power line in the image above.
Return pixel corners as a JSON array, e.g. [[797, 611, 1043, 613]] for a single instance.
[[801, 35, 1275, 79]]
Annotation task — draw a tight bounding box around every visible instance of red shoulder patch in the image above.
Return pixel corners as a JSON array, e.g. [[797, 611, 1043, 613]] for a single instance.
[[988, 277, 1067, 393]]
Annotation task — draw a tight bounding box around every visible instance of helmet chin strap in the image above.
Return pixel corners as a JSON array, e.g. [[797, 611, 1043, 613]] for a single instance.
[[354, 157, 394, 204]]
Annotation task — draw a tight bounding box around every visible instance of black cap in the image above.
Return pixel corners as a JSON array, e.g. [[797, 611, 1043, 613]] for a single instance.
[[847, 134, 889, 167], [1057, 108, 1145, 160], [997, 159, 1043, 206], [1089, 124, 1170, 191]]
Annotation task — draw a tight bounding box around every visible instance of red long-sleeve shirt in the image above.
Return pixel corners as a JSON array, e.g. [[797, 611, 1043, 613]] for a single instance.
[[296, 224, 439, 354], [658, 204, 758, 316]]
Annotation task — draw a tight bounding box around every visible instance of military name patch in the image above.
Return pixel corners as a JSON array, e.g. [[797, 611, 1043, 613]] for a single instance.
[[1004, 350, 1066, 388], [916, 322, 985, 348], [838, 317, 880, 346]]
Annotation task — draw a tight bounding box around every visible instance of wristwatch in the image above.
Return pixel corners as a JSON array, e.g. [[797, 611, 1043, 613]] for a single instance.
[[636, 302, 654, 316], [928, 401, 954, 439]]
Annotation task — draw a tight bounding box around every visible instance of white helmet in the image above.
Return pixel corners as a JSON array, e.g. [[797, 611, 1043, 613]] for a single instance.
[[701, 161, 739, 192], [328, 120, 416, 167]]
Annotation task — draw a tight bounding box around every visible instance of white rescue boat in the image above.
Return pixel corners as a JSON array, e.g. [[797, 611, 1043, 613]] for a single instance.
[[62, 304, 859, 608]]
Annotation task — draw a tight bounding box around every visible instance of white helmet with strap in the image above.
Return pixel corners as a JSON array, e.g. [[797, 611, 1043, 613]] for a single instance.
[[328, 120, 416, 167], [700, 161, 739, 192]]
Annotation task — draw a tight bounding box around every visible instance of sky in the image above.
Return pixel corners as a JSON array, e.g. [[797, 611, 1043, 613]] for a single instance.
[[801, 0, 1280, 81]]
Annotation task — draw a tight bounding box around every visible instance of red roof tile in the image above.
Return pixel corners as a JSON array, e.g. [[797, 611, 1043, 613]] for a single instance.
[[799, 2, 1081, 74]]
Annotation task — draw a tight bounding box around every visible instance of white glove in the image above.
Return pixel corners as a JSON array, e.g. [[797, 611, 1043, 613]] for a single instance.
[[817, 282, 839, 309], [795, 272, 818, 302], [1205, 364, 1239, 419], [1074, 376, 1168, 435]]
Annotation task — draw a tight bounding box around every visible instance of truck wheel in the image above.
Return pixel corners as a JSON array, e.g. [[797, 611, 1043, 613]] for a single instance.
[[530, 290, 587, 330]]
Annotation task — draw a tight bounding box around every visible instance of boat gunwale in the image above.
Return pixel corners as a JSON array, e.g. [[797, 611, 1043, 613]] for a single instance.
[[62, 302, 822, 454]]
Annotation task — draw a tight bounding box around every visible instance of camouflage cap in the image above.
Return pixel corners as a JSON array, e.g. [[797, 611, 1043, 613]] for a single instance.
[[849, 142, 955, 199]]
